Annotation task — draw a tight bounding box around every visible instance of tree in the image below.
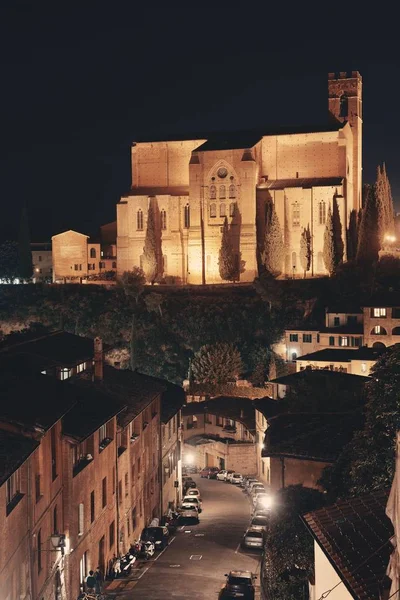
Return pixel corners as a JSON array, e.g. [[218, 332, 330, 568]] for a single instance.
[[17, 202, 33, 280], [299, 225, 311, 278], [346, 209, 358, 261], [144, 292, 164, 317], [219, 217, 236, 281], [191, 343, 243, 385], [0, 241, 20, 282], [323, 206, 335, 275], [119, 268, 146, 304], [262, 201, 284, 277], [356, 184, 379, 264], [332, 197, 344, 267], [376, 163, 395, 245], [319, 344, 400, 500], [143, 203, 158, 283]]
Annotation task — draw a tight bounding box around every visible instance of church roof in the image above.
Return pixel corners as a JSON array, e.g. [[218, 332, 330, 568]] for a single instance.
[[264, 176, 343, 190]]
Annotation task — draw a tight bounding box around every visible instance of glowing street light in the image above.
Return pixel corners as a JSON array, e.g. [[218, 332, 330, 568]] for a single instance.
[[384, 234, 397, 243]]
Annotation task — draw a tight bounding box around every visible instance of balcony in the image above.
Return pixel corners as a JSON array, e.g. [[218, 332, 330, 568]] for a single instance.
[[99, 437, 113, 453]]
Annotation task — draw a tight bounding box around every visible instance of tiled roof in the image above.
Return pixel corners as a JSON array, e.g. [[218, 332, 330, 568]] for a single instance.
[[320, 324, 364, 334], [182, 395, 258, 434], [123, 187, 189, 197], [362, 293, 400, 308], [271, 369, 368, 386], [262, 411, 363, 461], [0, 330, 95, 368], [303, 490, 393, 599], [326, 305, 362, 314], [0, 371, 78, 432], [264, 177, 343, 190], [252, 397, 282, 419], [0, 430, 39, 486], [297, 347, 385, 363]]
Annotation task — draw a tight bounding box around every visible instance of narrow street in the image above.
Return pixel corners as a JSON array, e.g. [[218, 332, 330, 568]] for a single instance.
[[109, 475, 262, 599]]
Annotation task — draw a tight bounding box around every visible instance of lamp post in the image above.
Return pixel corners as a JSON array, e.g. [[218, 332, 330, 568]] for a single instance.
[[50, 533, 66, 556]]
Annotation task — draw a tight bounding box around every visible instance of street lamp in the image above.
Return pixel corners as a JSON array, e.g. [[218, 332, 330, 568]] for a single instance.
[[50, 533, 66, 556]]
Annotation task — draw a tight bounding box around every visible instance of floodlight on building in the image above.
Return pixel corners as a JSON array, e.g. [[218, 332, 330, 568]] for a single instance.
[[385, 234, 397, 243]]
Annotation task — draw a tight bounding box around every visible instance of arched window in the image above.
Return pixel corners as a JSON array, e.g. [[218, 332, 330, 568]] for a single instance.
[[292, 203, 300, 227], [220, 203, 226, 217], [184, 204, 190, 228], [319, 201, 326, 225], [137, 209, 143, 231], [340, 94, 348, 118], [371, 326, 387, 335], [209, 185, 216, 200], [229, 202, 235, 217], [393, 327, 400, 336], [90, 248, 96, 259], [219, 185, 226, 199], [112, 261, 117, 269], [373, 341, 386, 349], [229, 184, 236, 199], [210, 203, 216, 218], [161, 209, 167, 230]]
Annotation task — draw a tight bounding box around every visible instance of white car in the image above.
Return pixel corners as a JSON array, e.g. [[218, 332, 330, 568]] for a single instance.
[[250, 514, 269, 531], [252, 492, 269, 506], [216, 470, 228, 481], [182, 496, 202, 511], [231, 473, 243, 485], [226, 471, 236, 483], [185, 488, 201, 500], [250, 483, 265, 497]]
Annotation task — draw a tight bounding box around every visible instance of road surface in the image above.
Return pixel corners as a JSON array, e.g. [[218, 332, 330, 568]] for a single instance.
[[112, 475, 262, 599]]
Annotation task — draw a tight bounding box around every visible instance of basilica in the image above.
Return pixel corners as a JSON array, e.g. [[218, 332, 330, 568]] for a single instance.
[[116, 71, 362, 283]]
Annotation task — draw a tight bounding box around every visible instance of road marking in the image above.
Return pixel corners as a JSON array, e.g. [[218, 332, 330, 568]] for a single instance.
[[194, 533, 204, 537], [153, 536, 175, 563], [235, 542, 241, 554], [184, 530, 192, 533], [190, 554, 202, 560], [137, 566, 150, 579], [169, 564, 181, 568], [179, 526, 185, 530]]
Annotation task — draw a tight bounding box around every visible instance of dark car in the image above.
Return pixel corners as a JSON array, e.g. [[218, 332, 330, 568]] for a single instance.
[[140, 526, 170, 550], [200, 467, 220, 478], [219, 570, 256, 600]]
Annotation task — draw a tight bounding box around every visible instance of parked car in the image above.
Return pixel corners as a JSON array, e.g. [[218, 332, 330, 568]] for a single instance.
[[219, 570, 257, 600], [241, 528, 264, 550], [252, 491, 268, 506], [252, 506, 272, 519], [140, 526, 170, 550], [185, 487, 201, 500], [249, 483, 265, 496], [177, 507, 199, 525], [200, 467, 220, 478], [216, 470, 228, 481], [250, 514, 269, 531], [182, 496, 202, 511], [231, 473, 243, 485], [245, 478, 259, 492], [226, 471, 236, 483]]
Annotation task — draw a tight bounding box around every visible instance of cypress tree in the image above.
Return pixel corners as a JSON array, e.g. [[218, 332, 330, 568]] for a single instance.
[[346, 209, 358, 261], [142, 203, 158, 283], [381, 163, 395, 239], [332, 197, 344, 266], [356, 184, 379, 264], [299, 225, 312, 278], [323, 207, 335, 275], [18, 202, 33, 280], [262, 201, 284, 277], [375, 164, 395, 245], [219, 217, 236, 281]]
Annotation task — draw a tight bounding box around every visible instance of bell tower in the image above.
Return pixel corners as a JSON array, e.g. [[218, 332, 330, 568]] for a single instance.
[[328, 71, 362, 211]]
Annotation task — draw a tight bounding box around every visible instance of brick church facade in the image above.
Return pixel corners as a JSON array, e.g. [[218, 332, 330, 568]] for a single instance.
[[117, 71, 362, 283]]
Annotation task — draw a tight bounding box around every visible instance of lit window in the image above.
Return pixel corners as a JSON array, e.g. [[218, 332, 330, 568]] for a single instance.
[[229, 202, 235, 217], [340, 336, 348, 346], [137, 209, 143, 231], [184, 204, 190, 228], [319, 202, 326, 225], [219, 185, 226, 199], [60, 368, 72, 381], [160, 209, 167, 230], [229, 184, 236, 199], [209, 185, 216, 200], [6, 470, 21, 506], [220, 203, 226, 217], [76, 362, 85, 374], [210, 203, 216, 218], [373, 308, 386, 317], [292, 203, 300, 227], [99, 424, 107, 443], [372, 325, 387, 335], [78, 503, 84, 536]]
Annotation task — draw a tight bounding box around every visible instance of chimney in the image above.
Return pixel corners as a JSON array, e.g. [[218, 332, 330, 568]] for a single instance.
[[94, 337, 103, 381]]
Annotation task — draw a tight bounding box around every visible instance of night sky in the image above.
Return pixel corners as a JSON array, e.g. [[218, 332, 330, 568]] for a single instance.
[[1, 6, 399, 242]]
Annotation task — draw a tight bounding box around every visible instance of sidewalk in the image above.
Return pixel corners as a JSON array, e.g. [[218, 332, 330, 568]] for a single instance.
[[103, 558, 150, 595]]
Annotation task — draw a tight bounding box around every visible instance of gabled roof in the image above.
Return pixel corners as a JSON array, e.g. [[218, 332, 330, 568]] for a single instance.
[[0, 430, 39, 486], [262, 411, 363, 462], [263, 177, 343, 190], [51, 229, 89, 239], [252, 396, 282, 419], [182, 395, 258, 434], [296, 347, 385, 363], [0, 330, 95, 369], [303, 490, 393, 600]]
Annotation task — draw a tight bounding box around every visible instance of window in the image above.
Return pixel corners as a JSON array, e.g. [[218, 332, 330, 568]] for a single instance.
[[99, 421, 113, 450], [292, 203, 300, 227], [303, 334, 312, 343], [340, 336, 348, 346], [112, 261, 117, 268], [51, 427, 57, 481], [184, 204, 190, 228], [74, 264, 78, 270], [132, 507, 137, 529], [102, 477, 107, 508], [347, 315, 358, 325], [229, 202, 235, 217], [210, 203, 216, 218], [109, 521, 115, 549], [137, 209, 143, 231], [118, 480, 122, 504], [372, 325, 387, 335], [291, 351, 297, 361], [90, 491, 95, 523], [220, 203, 226, 217], [229, 184, 236, 199], [78, 503, 84, 536], [37, 529, 42, 573], [340, 94, 348, 118], [373, 308, 386, 317], [319, 201, 326, 225], [125, 473, 129, 496], [209, 185, 216, 200], [219, 185, 226, 199], [99, 424, 107, 443], [160, 209, 167, 230], [53, 504, 58, 532], [334, 316, 340, 327], [60, 368, 72, 381], [72, 436, 94, 475], [289, 334, 298, 342], [35, 473, 42, 502], [329, 336, 335, 346], [39, 255, 42, 262], [6, 470, 21, 507], [361, 362, 367, 373], [317, 334, 320, 343], [90, 248, 96, 258]]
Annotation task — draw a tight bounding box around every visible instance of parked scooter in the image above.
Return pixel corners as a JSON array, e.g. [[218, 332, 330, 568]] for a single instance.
[[132, 539, 155, 560], [120, 552, 136, 575]]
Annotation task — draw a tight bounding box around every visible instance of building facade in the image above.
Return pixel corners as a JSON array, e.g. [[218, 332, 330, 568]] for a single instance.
[[31, 242, 52, 282], [117, 72, 362, 283]]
